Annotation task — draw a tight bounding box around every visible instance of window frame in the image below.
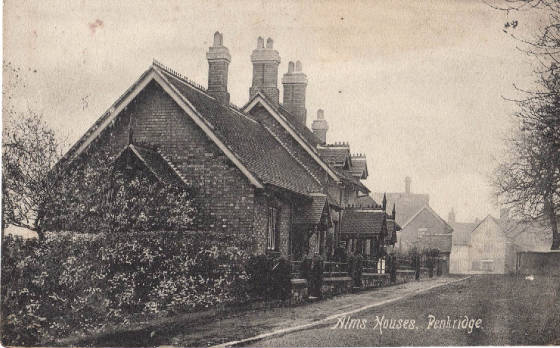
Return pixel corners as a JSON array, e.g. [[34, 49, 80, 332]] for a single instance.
[[266, 206, 278, 251]]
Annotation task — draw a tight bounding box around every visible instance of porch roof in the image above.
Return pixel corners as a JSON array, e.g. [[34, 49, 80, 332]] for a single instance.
[[340, 209, 386, 238], [294, 193, 328, 225]]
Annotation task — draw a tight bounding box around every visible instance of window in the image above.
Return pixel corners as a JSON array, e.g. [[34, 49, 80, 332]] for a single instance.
[[267, 207, 278, 251], [480, 260, 494, 272]]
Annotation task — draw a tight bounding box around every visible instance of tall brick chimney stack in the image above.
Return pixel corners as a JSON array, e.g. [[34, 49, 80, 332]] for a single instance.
[[282, 60, 308, 125], [311, 109, 328, 144], [250, 37, 281, 105], [405, 176, 411, 194], [206, 31, 231, 104]]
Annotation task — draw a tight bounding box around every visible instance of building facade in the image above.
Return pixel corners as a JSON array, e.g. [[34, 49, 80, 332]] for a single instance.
[[449, 210, 551, 274], [374, 178, 452, 260], [53, 32, 392, 261]]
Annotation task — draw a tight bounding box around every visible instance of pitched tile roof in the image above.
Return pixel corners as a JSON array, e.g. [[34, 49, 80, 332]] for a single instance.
[[276, 105, 322, 147], [372, 192, 430, 225], [401, 205, 453, 233], [294, 193, 328, 225], [242, 92, 340, 183], [158, 66, 322, 196], [340, 209, 386, 237], [335, 169, 370, 194], [350, 155, 368, 179], [318, 147, 350, 168]]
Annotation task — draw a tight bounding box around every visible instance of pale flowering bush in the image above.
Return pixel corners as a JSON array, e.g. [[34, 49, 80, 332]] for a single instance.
[[1, 230, 250, 346]]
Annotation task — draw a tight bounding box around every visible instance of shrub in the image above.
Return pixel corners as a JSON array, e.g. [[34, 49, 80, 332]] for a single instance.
[[1, 230, 249, 346], [271, 257, 292, 300], [245, 255, 292, 301], [245, 254, 273, 299]]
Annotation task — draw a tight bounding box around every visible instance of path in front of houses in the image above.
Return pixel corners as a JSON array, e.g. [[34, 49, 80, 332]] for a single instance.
[[158, 276, 465, 347]]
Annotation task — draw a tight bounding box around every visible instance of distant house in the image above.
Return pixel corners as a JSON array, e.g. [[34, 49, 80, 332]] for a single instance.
[[448, 209, 476, 274], [469, 215, 516, 274], [373, 177, 453, 271], [449, 209, 552, 274]]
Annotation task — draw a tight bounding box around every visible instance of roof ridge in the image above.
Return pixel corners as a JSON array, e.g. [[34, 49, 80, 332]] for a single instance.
[[261, 123, 322, 186], [153, 59, 257, 124], [153, 59, 208, 93]]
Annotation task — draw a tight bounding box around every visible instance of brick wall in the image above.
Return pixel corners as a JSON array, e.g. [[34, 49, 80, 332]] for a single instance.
[[397, 208, 452, 254], [253, 194, 269, 254], [253, 193, 292, 257], [277, 199, 291, 255], [85, 81, 258, 244]]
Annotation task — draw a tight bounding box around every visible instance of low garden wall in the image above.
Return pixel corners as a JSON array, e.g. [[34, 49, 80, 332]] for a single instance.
[[322, 276, 354, 297], [362, 273, 391, 288], [517, 251, 560, 276], [396, 269, 416, 283]]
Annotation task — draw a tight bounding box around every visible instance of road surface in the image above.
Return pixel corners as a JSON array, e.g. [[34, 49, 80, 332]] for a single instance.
[[247, 275, 560, 346]]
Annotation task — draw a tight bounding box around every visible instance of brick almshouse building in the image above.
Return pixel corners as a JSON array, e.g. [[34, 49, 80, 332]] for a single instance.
[[58, 32, 398, 261]]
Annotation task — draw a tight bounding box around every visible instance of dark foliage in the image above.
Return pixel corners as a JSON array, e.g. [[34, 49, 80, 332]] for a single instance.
[[1, 231, 249, 346], [245, 255, 292, 301]]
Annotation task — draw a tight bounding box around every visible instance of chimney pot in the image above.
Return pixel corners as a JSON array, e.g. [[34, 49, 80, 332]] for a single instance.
[[257, 36, 264, 48], [295, 60, 302, 71], [288, 61, 295, 73], [213, 31, 223, 47], [311, 108, 328, 144], [266, 37, 273, 48]]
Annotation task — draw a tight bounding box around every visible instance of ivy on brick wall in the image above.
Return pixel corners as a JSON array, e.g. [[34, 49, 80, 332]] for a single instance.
[[42, 149, 197, 234]]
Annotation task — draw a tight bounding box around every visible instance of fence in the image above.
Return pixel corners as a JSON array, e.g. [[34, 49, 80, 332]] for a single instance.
[[290, 258, 389, 279]]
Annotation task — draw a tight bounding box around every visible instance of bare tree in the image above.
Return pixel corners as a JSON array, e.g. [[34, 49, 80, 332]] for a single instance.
[[2, 62, 63, 240], [491, 0, 560, 249]]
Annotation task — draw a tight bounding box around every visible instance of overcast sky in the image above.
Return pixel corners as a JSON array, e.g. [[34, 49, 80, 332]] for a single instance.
[[3, 0, 542, 223]]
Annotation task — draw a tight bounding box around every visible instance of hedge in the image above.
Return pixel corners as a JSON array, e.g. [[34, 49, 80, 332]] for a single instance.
[[1, 231, 250, 346]]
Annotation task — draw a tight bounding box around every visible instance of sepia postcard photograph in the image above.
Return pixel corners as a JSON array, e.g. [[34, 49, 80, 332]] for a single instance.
[[1, 0, 559, 347]]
